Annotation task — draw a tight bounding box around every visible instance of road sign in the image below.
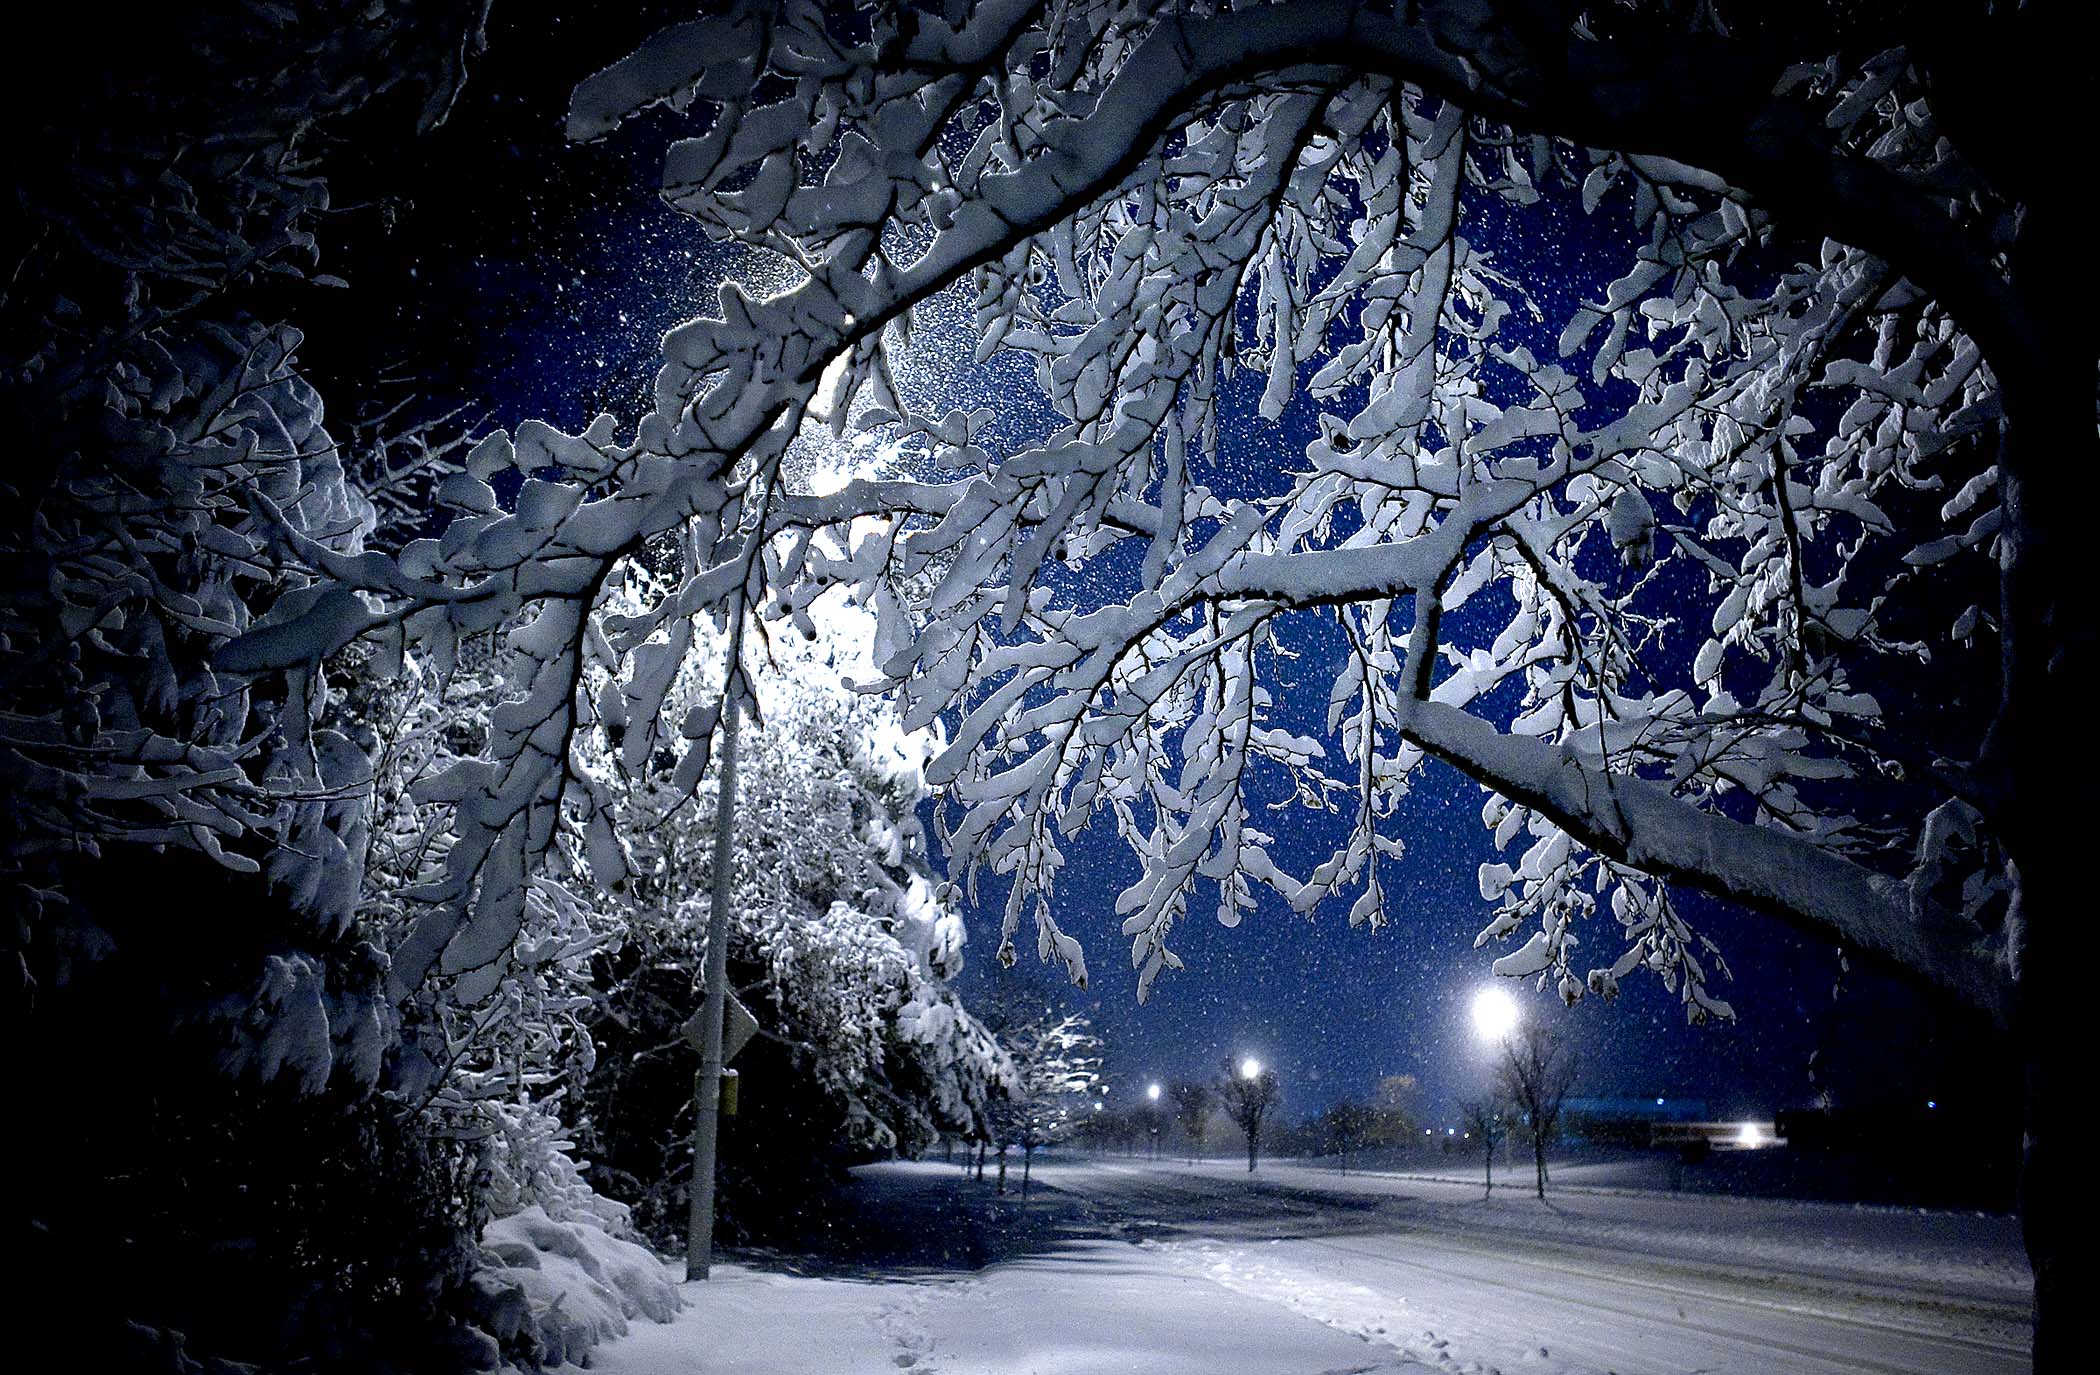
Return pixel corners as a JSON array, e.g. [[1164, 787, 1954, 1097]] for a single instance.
[[683, 991, 761, 1065]]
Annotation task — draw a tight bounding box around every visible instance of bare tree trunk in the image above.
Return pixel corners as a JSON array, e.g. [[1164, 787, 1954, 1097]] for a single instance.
[[1990, 232, 2085, 1365], [1022, 1145, 1033, 1196], [1534, 1133, 1546, 1199], [1484, 1143, 1493, 1196], [996, 1145, 1008, 1195], [1246, 1130, 1257, 1172]]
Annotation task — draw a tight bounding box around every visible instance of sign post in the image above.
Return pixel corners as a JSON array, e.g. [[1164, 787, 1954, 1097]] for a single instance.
[[684, 699, 741, 1281], [682, 987, 758, 1266]]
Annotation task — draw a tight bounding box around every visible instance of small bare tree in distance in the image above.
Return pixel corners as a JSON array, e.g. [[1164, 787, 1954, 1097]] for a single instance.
[[1460, 1097, 1511, 1197], [1497, 1022, 1578, 1199]]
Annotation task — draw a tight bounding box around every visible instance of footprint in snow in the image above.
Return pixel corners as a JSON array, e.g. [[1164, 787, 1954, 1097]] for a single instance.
[[872, 1298, 938, 1372]]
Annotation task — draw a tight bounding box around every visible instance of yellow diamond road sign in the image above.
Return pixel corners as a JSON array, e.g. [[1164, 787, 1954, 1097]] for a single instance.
[[684, 993, 760, 1065]]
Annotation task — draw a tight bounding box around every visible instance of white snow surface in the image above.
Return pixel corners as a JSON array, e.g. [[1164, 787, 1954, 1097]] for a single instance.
[[589, 1158, 2029, 1374]]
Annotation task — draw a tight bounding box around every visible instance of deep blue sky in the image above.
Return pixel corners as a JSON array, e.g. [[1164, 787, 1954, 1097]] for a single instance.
[[300, 4, 2004, 1131]]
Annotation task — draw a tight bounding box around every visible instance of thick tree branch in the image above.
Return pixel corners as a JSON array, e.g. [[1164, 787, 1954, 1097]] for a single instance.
[[1396, 698, 2014, 1025]]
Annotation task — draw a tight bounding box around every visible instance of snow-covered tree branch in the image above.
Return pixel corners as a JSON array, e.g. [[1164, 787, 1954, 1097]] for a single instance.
[[229, 0, 2046, 1064]]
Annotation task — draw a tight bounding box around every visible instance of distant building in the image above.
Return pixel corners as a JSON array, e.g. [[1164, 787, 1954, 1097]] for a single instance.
[[1562, 1095, 1709, 1122], [1562, 1095, 1711, 1147]]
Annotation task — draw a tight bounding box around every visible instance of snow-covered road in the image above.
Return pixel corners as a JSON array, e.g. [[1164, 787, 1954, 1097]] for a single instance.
[[593, 1157, 2031, 1374], [1066, 1160, 2028, 1374]]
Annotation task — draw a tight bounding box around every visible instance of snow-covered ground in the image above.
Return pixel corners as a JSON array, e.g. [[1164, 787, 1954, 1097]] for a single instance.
[[593, 1157, 2031, 1374]]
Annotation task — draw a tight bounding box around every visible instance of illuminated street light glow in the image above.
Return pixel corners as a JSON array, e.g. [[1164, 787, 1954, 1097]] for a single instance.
[[1471, 986, 1520, 1042], [1736, 1122, 1764, 1148], [1239, 1057, 1263, 1080], [1147, 1082, 1163, 1102]]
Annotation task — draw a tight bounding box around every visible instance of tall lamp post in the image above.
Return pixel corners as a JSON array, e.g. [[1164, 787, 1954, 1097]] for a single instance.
[[687, 697, 740, 1281], [1146, 1082, 1162, 1160]]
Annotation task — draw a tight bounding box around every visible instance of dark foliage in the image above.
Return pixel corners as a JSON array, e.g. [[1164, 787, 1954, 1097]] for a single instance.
[[7, 854, 484, 1372]]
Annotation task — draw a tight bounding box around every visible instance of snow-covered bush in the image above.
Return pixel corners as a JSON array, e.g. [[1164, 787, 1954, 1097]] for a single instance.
[[471, 1204, 681, 1371], [345, 630, 676, 1368]]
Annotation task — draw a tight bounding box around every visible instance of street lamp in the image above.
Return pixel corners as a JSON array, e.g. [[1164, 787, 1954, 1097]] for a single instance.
[[1147, 1082, 1163, 1101], [1146, 1082, 1163, 1160], [1239, 1056, 1263, 1080], [1470, 986, 1519, 1043]]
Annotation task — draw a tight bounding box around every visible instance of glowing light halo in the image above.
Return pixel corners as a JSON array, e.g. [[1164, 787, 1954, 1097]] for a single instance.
[[1238, 1057, 1263, 1080], [1470, 986, 1521, 1043]]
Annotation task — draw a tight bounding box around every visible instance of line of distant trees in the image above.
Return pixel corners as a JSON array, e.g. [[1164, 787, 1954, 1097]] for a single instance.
[[1043, 1029, 1582, 1198], [1062, 1072, 1461, 1168]]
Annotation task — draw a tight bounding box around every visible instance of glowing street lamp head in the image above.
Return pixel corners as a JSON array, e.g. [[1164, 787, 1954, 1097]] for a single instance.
[[1239, 1057, 1263, 1080], [1147, 1082, 1163, 1102], [1471, 986, 1520, 1042]]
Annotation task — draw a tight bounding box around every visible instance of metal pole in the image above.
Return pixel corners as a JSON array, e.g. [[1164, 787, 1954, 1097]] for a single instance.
[[687, 695, 740, 1280]]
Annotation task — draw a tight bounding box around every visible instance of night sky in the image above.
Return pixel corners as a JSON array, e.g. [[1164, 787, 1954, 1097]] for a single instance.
[[296, 5, 2007, 1132]]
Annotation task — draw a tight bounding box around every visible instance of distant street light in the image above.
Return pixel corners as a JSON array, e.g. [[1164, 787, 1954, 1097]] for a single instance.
[[1147, 1082, 1163, 1102], [1239, 1056, 1263, 1080], [1470, 986, 1520, 1043]]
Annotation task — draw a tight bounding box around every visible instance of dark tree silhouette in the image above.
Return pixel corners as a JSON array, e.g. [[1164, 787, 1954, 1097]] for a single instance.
[[1460, 1098, 1513, 1197], [1497, 1022, 1579, 1200], [1369, 1075, 1422, 1148], [1220, 1062, 1280, 1173], [1170, 1080, 1214, 1163], [1322, 1100, 1378, 1173]]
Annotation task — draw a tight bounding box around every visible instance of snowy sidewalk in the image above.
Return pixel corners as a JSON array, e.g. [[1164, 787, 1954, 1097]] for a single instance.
[[592, 1245, 1439, 1374]]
